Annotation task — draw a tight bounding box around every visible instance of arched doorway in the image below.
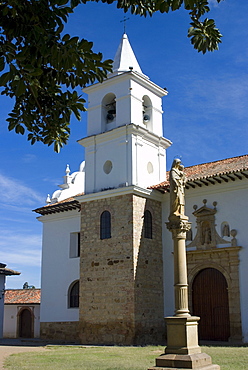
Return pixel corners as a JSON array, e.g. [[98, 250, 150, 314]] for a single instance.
[[192, 268, 230, 341], [19, 309, 33, 338]]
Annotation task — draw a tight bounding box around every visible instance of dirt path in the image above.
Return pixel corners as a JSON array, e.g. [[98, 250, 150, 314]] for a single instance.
[[0, 340, 49, 370]]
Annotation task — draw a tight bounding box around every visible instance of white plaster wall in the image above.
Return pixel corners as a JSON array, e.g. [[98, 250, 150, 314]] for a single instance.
[[162, 179, 248, 341], [0, 276, 5, 338], [3, 305, 40, 338], [3, 305, 16, 337], [39, 210, 80, 322], [132, 135, 167, 188], [83, 128, 168, 194]]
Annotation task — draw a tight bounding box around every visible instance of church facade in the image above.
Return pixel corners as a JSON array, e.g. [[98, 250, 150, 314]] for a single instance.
[[34, 34, 248, 345]]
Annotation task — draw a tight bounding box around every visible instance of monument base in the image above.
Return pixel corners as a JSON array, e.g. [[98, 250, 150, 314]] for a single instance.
[[148, 352, 220, 369], [147, 316, 220, 369], [165, 316, 201, 355]]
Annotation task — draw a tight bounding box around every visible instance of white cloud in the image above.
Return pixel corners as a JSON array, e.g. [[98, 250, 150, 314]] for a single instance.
[[0, 231, 42, 268], [182, 74, 248, 120], [0, 230, 41, 247], [1, 249, 41, 268], [0, 173, 44, 206], [208, 0, 221, 7], [21, 154, 37, 163]]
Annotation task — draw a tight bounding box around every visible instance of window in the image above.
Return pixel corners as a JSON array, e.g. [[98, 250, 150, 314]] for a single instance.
[[144, 210, 152, 239], [69, 281, 79, 308], [69, 232, 80, 258], [100, 210, 111, 239]]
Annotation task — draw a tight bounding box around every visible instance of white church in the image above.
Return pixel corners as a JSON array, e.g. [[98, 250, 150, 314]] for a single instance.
[[34, 34, 248, 345]]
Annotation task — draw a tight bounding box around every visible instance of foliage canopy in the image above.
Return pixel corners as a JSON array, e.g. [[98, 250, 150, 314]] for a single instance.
[[0, 0, 223, 152]]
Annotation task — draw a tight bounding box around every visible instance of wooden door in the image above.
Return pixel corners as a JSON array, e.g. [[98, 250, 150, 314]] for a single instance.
[[19, 309, 33, 338], [192, 268, 230, 341]]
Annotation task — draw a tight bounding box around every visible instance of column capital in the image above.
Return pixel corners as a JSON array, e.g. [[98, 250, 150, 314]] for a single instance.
[[166, 216, 191, 237]]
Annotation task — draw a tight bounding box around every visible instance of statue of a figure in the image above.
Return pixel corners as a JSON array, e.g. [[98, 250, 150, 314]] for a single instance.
[[169, 158, 186, 217]]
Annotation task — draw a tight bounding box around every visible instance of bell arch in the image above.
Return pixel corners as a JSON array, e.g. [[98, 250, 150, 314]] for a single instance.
[[102, 93, 116, 132], [142, 95, 152, 131]]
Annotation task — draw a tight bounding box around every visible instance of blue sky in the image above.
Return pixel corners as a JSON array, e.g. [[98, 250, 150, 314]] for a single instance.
[[1, 0, 247, 289]]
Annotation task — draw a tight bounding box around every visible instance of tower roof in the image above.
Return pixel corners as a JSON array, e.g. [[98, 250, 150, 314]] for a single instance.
[[112, 33, 144, 76]]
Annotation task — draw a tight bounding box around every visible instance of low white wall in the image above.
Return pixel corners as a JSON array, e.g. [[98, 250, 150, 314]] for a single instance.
[[0, 275, 5, 338], [3, 305, 40, 338]]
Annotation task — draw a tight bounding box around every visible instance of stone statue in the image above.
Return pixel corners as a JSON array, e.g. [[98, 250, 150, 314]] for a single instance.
[[169, 158, 186, 217]]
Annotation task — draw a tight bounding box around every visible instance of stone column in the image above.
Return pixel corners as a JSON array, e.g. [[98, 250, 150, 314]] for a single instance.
[[169, 216, 191, 317], [148, 159, 220, 370], [164, 215, 202, 356]]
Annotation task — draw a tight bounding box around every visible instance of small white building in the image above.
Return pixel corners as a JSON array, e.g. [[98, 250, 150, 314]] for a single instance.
[[34, 34, 248, 345], [3, 289, 40, 338], [0, 263, 20, 338]]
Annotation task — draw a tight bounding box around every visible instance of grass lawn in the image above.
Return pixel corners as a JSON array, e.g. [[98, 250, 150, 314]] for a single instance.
[[4, 345, 248, 370]]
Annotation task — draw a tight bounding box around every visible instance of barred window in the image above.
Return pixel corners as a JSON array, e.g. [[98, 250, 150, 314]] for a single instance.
[[144, 210, 152, 239], [100, 210, 111, 239], [69, 281, 79, 308]]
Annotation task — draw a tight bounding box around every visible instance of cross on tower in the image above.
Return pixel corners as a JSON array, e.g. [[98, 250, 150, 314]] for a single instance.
[[120, 16, 130, 33]]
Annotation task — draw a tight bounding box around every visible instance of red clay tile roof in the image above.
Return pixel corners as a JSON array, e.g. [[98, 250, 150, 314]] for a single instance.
[[151, 155, 248, 191], [184, 154, 248, 180], [4, 289, 41, 304]]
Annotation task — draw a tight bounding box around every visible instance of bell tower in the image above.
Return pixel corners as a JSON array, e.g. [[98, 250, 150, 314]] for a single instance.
[[79, 33, 171, 194], [77, 34, 170, 345]]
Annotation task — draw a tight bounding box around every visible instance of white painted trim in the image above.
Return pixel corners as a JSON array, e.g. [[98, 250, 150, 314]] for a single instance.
[[36, 209, 80, 223], [76, 186, 163, 203], [78, 123, 171, 148], [83, 71, 167, 97]]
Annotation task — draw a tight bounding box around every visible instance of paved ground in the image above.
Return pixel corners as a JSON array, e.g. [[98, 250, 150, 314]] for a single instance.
[[0, 339, 50, 369]]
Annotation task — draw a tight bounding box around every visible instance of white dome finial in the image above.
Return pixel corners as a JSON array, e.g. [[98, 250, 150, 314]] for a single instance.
[[65, 164, 70, 176], [46, 194, 51, 204]]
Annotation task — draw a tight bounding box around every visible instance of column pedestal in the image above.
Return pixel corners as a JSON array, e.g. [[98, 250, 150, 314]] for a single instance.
[[165, 316, 201, 355], [148, 316, 219, 369], [148, 354, 220, 370]]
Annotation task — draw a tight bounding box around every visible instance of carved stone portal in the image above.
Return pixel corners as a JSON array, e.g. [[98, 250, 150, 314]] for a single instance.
[[187, 199, 231, 250]]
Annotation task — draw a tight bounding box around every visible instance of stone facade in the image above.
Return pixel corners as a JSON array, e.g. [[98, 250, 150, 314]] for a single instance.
[[40, 321, 80, 342], [187, 246, 242, 342], [79, 192, 164, 345]]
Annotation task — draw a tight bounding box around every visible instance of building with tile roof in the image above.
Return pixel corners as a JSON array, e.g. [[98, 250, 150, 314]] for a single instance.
[[3, 289, 40, 338], [0, 263, 20, 339], [34, 34, 248, 346]]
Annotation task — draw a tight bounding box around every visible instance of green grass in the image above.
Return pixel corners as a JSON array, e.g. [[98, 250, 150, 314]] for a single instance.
[[4, 345, 248, 369]]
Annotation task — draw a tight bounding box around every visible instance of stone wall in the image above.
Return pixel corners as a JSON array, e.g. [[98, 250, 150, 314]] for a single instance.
[[187, 246, 242, 342], [40, 321, 80, 342], [79, 192, 164, 345]]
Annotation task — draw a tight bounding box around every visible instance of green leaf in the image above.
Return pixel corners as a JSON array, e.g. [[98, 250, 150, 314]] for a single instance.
[[0, 72, 11, 86], [62, 34, 70, 42], [15, 124, 25, 135], [29, 68, 43, 76], [0, 57, 5, 72], [16, 79, 26, 97], [57, 0, 70, 5]]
